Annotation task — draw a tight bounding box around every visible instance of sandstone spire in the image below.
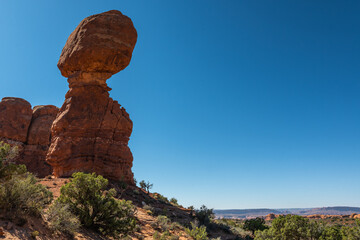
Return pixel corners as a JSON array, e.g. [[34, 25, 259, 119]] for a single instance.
[[46, 10, 137, 184]]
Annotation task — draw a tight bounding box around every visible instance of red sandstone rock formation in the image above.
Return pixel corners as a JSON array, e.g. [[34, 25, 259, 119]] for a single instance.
[[0, 98, 58, 177], [265, 213, 277, 221], [46, 10, 137, 184], [0, 97, 32, 142]]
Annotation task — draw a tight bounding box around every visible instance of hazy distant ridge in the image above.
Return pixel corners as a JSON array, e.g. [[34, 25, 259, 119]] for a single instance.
[[215, 206, 360, 219]]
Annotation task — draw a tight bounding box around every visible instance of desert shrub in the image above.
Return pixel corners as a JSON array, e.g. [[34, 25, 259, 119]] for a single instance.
[[153, 230, 173, 240], [253, 215, 359, 240], [30, 230, 39, 238], [341, 225, 360, 239], [170, 221, 183, 230], [57, 172, 136, 237], [185, 222, 208, 240], [254, 215, 308, 239], [144, 204, 154, 211], [0, 173, 53, 217], [46, 201, 80, 235], [195, 205, 214, 226], [243, 217, 268, 234], [319, 226, 342, 240], [144, 204, 154, 215], [154, 193, 170, 204], [254, 228, 275, 240], [0, 142, 25, 179], [170, 198, 178, 205], [140, 180, 153, 194], [156, 215, 171, 231], [307, 220, 324, 239]]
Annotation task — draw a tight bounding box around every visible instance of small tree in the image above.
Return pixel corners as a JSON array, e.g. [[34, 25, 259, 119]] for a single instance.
[[195, 205, 214, 226], [243, 217, 267, 235], [57, 172, 136, 237], [170, 198, 178, 205], [140, 180, 153, 194]]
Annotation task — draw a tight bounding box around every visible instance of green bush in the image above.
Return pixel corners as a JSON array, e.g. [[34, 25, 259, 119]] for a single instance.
[[341, 225, 360, 239], [254, 214, 360, 240], [0, 142, 25, 179], [319, 226, 342, 240], [46, 201, 80, 235], [185, 222, 208, 240], [153, 230, 171, 240], [57, 172, 136, 237], [0, 173, 53, 217], [0, 142, 53, 220], [195, 205, 214, 226], [154, 193, 170, 204], [156, 215, 171, 231], [170, 198, 178, 205], [243, 217, 268, 234]]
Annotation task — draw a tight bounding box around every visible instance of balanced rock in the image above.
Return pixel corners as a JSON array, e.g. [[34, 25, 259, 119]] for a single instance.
[[0, 98, 58, 177], [47, 10, 137, 184], [58, 10, 137, 77]]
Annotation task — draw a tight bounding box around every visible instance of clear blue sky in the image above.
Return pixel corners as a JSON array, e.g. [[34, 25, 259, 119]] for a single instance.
[[1, 1, 359, 209]]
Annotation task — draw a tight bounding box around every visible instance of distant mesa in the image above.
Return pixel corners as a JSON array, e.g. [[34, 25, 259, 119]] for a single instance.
[[0, 10, 137, 184]]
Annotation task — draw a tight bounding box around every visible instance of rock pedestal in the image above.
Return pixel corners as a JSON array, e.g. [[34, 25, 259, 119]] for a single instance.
[[46, 10, 137, 184], [0, 10, 137, 183]]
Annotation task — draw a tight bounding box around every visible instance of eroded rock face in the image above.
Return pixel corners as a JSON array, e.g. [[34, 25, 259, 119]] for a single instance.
[[47, 10, 137, 184], [58, 10, 137, 77], [0, 97, 32, 142], [27, 105, 59, 145], [0, 98, 58, 177]]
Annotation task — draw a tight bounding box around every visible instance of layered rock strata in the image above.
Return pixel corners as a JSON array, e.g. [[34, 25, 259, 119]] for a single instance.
[[46, 10, 137, 184], [0, 97, 58, 177]]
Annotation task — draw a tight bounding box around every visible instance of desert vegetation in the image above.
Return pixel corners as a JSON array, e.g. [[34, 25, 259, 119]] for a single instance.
[[254, 214, 360, 240], [0, 142, 53, 219], [1, 140, 360, 239]]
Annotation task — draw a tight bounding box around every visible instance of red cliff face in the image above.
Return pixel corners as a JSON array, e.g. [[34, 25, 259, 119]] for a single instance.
[[46, 10, 137, 184], [0, 98, 58, 177]]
